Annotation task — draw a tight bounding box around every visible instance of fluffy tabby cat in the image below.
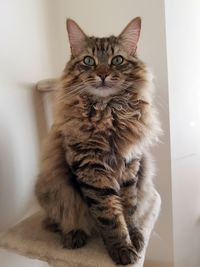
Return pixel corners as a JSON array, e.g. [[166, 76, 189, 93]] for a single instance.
[[35, 17, 161, 265]]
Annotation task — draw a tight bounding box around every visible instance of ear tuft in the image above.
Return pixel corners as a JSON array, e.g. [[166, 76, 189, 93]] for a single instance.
[[66, 19, 87, 55], [119, 17, 141, 55]]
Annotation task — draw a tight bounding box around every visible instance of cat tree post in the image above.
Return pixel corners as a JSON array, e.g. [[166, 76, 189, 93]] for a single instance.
[[0, 78, 161, 267]]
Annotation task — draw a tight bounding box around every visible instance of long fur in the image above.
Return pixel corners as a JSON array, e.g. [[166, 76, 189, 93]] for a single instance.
[[35, 18, 161, 266]]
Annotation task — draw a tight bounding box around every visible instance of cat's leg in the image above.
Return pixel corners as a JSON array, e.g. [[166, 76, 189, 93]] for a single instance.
[[73, 162, 138, 265], [35, 125, 91, 249], [120, 183, 144, 253], [53, 182, 91, 249], [120, 158, 145, 253]]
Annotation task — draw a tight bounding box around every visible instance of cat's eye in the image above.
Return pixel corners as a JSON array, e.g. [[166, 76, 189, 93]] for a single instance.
[[111, 55, 124, 65], [83, 56, 95, 66]]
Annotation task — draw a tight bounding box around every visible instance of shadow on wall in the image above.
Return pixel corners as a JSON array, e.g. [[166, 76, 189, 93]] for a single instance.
[[0, 83, 47, 231], [144, 260, 173, 267], [0, 123, 18, 229]]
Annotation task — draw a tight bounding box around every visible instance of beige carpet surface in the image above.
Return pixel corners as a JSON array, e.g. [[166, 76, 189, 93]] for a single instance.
[[0, 190, 160, 267]]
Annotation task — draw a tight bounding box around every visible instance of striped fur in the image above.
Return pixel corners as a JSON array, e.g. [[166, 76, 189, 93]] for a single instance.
[[35, 18, 161, 265]]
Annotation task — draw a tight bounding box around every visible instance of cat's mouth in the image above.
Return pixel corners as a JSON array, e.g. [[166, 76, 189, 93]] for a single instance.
[[96, 81, 111, 89], [86, 84, 117, 97], [96, 85, 110, 90]]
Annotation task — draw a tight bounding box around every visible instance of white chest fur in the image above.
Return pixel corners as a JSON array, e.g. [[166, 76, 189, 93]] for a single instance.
[[124, 144, 142, 164]]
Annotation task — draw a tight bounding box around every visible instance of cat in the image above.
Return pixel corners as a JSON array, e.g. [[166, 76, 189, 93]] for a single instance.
[[35, 17, 161, 265]]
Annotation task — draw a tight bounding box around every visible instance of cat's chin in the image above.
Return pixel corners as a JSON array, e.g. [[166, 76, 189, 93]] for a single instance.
[[87, 87, 118, 98]]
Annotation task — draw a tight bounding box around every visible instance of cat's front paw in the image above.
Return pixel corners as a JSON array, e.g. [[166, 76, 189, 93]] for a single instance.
[[62, 229, 88, 249], [108, 244, 138, 265], [130, 227, 144, 253]]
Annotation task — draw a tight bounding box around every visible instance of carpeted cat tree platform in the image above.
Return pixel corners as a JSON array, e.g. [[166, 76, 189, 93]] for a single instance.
[[0, 80, 161, 266], [0, 190, 160, 267]]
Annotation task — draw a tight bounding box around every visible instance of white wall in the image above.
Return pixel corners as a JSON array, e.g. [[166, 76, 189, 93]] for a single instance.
[[0, 0, 173, 266], [0, 0, 55, 266], [165, 1, 200, 267]]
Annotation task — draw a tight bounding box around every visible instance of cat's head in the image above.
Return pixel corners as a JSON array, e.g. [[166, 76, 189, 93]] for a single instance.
[[64, 17, 145, 98]]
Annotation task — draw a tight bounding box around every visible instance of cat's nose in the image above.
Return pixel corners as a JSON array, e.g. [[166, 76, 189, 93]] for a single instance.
[[98, 73, 108, 81]]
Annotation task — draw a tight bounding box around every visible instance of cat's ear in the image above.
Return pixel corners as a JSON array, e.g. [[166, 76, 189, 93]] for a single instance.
[[119, 17, 141, 55], [66, 19, 87, 55]]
